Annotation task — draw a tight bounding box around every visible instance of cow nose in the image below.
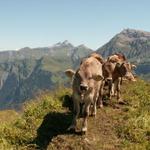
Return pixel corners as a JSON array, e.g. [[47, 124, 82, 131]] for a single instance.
[[107, 78, 112, 81], [106, 78, 112, 83], [80, 84, 88, 91]]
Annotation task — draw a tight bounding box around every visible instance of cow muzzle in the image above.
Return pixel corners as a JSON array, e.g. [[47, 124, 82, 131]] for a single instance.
[[125, 73, 136, 82], [80, 84, 88, 92], [106, 77, 112, 82]]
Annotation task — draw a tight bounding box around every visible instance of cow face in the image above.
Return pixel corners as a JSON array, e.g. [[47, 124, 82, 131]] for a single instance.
[[102, 62, 115, 81], [117, 62, 136, 81], [65, 68, 103, 91], [75, 69, 103, 95]]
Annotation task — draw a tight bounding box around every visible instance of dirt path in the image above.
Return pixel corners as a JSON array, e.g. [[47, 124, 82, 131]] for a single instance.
[[47, 105, 125, 150]]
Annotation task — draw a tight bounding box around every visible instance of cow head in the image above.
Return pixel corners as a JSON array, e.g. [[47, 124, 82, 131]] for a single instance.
[[102, 61, 115, 82], [65, 68, 103, 95], [107, 53, 126, 63], [89, 53, 104, 64], [115, 62, 136, 81], [76, 69, 103, 94]]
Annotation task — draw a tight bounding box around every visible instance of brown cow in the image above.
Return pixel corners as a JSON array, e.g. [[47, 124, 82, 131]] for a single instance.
[[99, 53, 136, 105], [111, 62, 136, 102], [107, 53, 126, 63], [65, 53, 103, 133]]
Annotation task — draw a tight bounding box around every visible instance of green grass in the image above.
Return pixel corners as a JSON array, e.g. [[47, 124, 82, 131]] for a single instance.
[[0, 79, 150, 150], [0, 88, 72, 150], [116, 79, 150, 150]]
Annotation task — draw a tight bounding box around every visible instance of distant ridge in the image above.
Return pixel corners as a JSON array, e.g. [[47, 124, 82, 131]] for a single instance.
[[0, 41, 92, 109]]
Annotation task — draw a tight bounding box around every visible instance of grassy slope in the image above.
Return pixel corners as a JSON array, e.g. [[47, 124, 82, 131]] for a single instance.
[[117, 79, 150, 150], [0, 80, 150, 150]]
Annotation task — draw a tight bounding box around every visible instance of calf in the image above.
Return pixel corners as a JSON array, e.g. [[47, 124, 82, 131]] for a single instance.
[[65, 53, 103, 133]]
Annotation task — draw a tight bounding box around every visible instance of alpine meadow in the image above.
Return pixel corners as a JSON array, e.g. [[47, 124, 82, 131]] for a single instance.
[[0, 0, 150, 150], [0, 29, 150, 150]]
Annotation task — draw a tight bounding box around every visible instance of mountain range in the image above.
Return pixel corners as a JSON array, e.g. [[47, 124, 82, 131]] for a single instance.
[[0, 29, 150, 109], [0, 41, 92, 109]]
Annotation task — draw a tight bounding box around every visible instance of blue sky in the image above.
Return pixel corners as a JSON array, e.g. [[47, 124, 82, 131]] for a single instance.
[[0, 0, 150, 50]]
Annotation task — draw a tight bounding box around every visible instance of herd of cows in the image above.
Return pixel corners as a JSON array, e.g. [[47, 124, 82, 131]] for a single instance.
[[65, 53, 136, 133]]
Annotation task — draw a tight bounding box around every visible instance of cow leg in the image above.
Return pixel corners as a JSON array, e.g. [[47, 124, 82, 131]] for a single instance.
[[111, 83, 115, 96], [91, 100, 97, 116], [113, 79, 119, 97], [108, 80, 113, 101], [91, 91, 99, 116], [68, 99, 80, 131], [81, 101, 91, 133], [98, 81, 104, 108], [116, 78, 122, 102]]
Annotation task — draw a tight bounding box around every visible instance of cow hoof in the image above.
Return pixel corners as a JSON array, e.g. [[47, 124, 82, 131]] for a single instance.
[[81, 130, 86, 135], [118, 100, 125, 105], [91, 113, 96, 117], [67, 125, 76, 132], [81, 129, 87, 135], [99, 104, 103, 108], [81, 127, 87, 134]]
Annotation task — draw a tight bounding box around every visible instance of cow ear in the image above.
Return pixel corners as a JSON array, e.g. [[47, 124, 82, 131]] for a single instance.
[[131, 64, 137, 69], [65, 69, 75, 78], [92, 74, 103, 81], [116, 63, 122, 68]]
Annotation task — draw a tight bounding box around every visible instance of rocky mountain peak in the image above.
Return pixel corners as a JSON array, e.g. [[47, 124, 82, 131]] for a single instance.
[[19, 47, 31, 51], [77, 44, 89, 49], [97, 28, 150, 60], [119, 28, 150, 39], [53, 40, 74, 48]]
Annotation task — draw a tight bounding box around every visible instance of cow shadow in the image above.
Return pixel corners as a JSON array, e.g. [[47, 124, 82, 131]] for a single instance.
[[34, 95, 73, 149], [61, 94, 73, 111], [35, 111, 72, 149]]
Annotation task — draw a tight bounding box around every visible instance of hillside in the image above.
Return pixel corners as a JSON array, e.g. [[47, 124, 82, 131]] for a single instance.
[[0, 41, 92, 110], [97, 29, 150, 79], [0, 79, 149, 150], [0, 28, 150, 110]]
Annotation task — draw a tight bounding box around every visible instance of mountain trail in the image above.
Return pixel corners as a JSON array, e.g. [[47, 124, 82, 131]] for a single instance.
[[45, 104, 125, 150]]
